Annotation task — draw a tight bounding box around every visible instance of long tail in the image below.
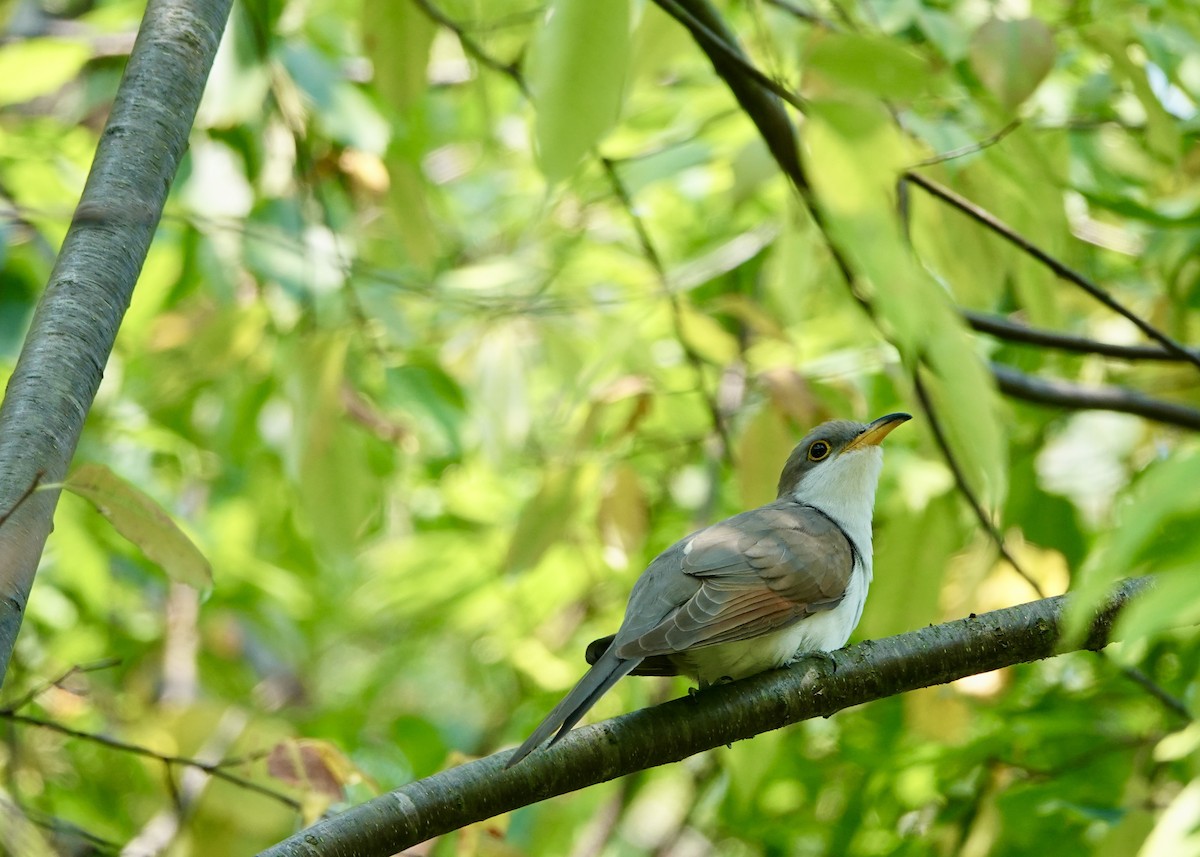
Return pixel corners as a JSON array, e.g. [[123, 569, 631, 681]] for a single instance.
[[506, 645, 641, 768]]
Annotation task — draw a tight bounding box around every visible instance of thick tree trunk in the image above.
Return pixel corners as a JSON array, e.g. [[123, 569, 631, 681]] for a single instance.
[[0, 0, 233, 686], [259, 579, 1149, 857]]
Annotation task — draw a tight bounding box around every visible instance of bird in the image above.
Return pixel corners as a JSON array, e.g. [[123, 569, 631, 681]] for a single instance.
[[505, 412, 911, 767]]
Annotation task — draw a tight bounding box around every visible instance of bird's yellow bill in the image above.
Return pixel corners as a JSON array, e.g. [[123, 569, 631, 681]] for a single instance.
[[844, 412, 912, 451]]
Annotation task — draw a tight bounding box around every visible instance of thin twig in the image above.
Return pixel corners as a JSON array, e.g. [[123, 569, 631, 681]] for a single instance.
[[601, 158, 734, 462], [964, 310, 1199, 362], [991, 362, 1200, 431], [906, 173, 1200, 372], [0, 712, 301, 811], [908, 120, 1022, 168], [1, 658, 122, 713], [656, 0, 806, 111], [1098, 655, 1192, 722], [761, 0, 838, 29], [409, 0, 527, 91], [912, 372, 1045, 598]]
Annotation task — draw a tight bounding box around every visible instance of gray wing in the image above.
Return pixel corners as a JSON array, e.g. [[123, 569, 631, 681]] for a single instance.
[[613, 502, 854, 659]]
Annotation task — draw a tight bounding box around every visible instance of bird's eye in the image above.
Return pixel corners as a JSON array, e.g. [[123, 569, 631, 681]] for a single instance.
[[807, 440, 831, 461]]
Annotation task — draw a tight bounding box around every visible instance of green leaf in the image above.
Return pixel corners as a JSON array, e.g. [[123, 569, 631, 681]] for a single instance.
[[736, 402, 794, 509], [1085, 25, 1183, 161], [805, 32, 933, 100], [0, 39, 91, 106], [1114, 567, 1200, 645], [383, 362, 467, 456], [364, 0, 441, 267], [804, 98, 1008, 506], [279, 43, 390, 154], [969, 18, 1057, 113], [1063, 451, 1200, 643], [363, 0, 434, 110], [294, 335, 380, 557], [61, 464, 212, 589], [505, 466, 592, 574], [527, 0, 631, 182]]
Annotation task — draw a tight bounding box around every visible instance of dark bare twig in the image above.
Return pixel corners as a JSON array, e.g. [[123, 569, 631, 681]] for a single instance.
[[656, 0, 805, 110], [912, 372, 1045, 598], [905, 173, 1200, 372], [0, 712, 301, 811], [965, 310, 1200, 362], [991, 362, 1200, 431]]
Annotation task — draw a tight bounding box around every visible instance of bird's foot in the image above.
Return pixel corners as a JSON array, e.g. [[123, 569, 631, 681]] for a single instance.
[[689, 675, 735, 697], [798, 650, 837, 673]]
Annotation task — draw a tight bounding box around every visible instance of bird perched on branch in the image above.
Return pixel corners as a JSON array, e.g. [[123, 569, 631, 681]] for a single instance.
[[507, 412, 911, 767]]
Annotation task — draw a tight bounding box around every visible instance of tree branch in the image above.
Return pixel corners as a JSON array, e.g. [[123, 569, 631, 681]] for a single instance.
[[990, 363, 1200, 431], [965, 310, 1200, 362], [655, 0, 805, 111], [0, 0, 233, 687], [259, 578, 1151, 857], [905, 173, 1200, 372], [0, 710, 300, 811]]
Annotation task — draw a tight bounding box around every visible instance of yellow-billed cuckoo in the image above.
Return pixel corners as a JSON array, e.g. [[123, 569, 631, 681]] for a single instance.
[[507, 412, 910, 767]]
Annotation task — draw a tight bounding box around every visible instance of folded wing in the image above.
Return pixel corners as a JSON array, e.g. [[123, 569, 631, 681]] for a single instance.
[[615, 503, 855, 659]]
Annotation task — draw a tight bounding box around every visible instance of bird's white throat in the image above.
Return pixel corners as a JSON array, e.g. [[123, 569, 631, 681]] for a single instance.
[[788, 446, 884, 576]]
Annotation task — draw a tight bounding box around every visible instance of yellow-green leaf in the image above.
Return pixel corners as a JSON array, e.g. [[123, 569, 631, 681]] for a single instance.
[[0, 39, 91, 107], [805, 32, 933, 101], [62, 464, 212, 589], [527, 0, 631, 182], [804, 98, 1007, 507]]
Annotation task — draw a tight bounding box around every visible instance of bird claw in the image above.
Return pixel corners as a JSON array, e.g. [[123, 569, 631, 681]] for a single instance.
[[690, 675, 735, 697], [799, 651, 837, 673]]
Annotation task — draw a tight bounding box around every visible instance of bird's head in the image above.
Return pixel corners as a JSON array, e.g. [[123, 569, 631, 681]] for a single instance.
[[777, 413, 911, 513]]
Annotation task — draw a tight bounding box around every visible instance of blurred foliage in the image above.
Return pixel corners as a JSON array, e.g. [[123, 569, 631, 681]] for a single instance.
[[0, 0, 1199, 854]]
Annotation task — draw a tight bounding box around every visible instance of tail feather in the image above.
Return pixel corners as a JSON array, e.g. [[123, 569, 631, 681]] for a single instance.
[[506, 646, 641, 768]]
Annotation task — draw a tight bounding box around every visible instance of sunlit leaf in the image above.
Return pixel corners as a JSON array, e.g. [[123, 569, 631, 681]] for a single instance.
[[804, 98, 1007, 507], [61, 464, 212, 589], [0, 39, 90, 106], [805, 32, 933, 100], [1064, 451, 1200, 644], [506, 466, 589, 574], [527, 0, 631, 181]]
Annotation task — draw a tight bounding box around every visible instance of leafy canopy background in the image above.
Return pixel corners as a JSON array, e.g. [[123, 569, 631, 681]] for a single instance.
[[0, 0, 1198, 854]]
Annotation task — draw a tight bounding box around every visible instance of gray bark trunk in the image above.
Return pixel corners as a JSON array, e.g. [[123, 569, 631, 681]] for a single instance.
[[0, 0, 233, 686]]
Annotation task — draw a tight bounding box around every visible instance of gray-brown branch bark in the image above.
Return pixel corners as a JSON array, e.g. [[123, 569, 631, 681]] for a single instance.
[[259, 578, 1150, 857], [991, 363, 1200, 431], [0, 0, 232, 686]]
